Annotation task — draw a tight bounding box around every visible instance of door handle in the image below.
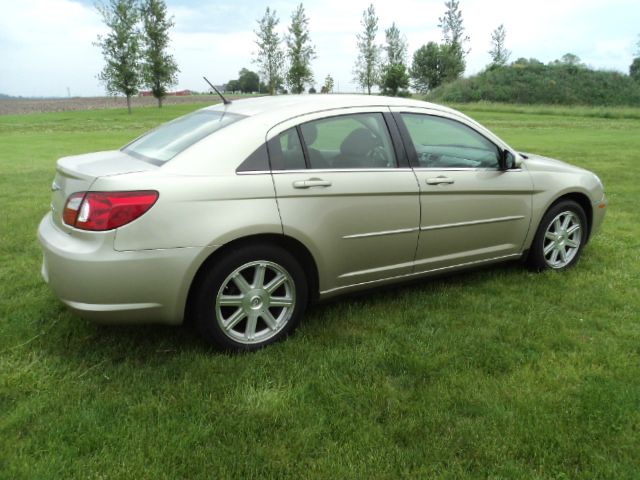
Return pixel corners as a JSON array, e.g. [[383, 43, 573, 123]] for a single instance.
[[426, 176, 455, 185], [292, 178, 332, 189]]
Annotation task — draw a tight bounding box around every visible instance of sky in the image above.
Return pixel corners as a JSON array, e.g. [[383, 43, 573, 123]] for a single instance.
[[0, 0, 639, 97]]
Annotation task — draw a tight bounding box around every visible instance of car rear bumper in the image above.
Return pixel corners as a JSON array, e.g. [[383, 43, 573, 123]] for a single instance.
[[38, 213, 213, 325]]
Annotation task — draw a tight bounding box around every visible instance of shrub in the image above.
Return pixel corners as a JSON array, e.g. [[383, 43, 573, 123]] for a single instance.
[[427, 63, 640, 106]]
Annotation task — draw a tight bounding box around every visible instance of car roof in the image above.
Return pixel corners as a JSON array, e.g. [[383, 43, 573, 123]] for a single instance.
[[202, 94, 458, 122]]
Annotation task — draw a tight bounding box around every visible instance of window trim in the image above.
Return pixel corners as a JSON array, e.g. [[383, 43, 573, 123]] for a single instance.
[[295, 125, 312, 169], [382, 111, 410, 168], [392, 111, 504, 170]]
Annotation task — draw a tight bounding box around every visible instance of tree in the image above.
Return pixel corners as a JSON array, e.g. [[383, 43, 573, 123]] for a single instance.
[[238, 68, 260, 93], [254, 8, 285, 95], [354, 4, 380, 95], [411, 42, 441, 93], [380, 23, 409, 96], [286, 4, 316, 94], [95, 0, 142, 114], [438, 0, 469, 78], [488, 24, 510, 68], [224, 80, 240, 93], [630, 58, 640, 82], [559, 53, 583, 66], [381, 64, 410, 96], [321, 74, 334, 93], [383, 22, 407, 66], [141, 0, 179, 108], [439, 0, 469, 47], [411, 42, 463, 93]]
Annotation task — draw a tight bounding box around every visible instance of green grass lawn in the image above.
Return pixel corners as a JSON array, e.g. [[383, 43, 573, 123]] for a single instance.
[[1, 102, 639, 479]]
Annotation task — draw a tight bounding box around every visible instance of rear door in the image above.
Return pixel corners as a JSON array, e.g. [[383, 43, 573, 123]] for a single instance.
[[268, 108, 420, 294], [390, 107, 533, 272]]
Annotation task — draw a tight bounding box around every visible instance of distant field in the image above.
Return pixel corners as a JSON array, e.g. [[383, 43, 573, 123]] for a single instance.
[[1, 102, 639, 478], [0, 94, 252, 115]]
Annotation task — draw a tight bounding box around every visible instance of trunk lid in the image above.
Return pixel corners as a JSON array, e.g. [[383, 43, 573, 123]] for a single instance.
[[50, 150, 158, 230]]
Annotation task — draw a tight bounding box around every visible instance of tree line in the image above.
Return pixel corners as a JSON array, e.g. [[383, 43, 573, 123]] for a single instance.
[[95, 0, 495, 106], [254, 1, 509, 97], [96, 0, 640, 112]]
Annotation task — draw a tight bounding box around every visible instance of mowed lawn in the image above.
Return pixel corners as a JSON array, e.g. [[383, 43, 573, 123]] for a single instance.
[[1, 102, 639, 479]]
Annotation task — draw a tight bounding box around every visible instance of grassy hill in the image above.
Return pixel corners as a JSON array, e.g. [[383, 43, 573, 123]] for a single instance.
[[428, 61, 640, 106]]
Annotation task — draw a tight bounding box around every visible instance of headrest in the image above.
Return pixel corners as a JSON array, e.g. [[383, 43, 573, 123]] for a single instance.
[[340, 128, 378, 156], [300, 123, 318, 145]]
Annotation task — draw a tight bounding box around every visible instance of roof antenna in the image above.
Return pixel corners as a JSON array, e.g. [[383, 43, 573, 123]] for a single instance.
[[203, 76, 231, 105]]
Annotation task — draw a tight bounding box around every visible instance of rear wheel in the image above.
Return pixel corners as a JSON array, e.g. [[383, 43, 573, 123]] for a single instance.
[[192, 245, 308, 351], [527, 200, 588, 271]]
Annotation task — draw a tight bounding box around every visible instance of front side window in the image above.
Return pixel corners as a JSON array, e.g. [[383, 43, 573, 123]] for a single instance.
[[401, 114, 500, 169], [124, 110, 245, 164]]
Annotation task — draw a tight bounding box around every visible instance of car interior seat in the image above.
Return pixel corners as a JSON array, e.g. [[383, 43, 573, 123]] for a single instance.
[[300, 123, 330, 169], [334, 128, 381, 168]]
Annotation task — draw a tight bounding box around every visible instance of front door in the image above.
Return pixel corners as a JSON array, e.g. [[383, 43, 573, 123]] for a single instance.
[[391, 109, 533, 272]]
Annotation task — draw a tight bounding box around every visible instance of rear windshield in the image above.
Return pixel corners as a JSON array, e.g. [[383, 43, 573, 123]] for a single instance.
[[123, 110, 245, 164]]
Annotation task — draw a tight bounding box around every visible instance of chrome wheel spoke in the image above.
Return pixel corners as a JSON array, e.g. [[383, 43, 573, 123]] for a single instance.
[[244, 314, 258, 340], [565, 238, 579, 248], [545, 231, 556, 241], [561, 214, 572, 230], [543, 242, 556, 255], [553, 218, 562, 232], [232, 273, 251, 294], [253, 264, 266, 289], [550, 248, 560, 264], [261, 310, 278, 330], [567, 224, 581, 236], [270, 296, 293, 307], [265, 274, 287, 294], [559, 246, 568, 262], [218, 295, 243, 307], [223, 308, 246, 331]]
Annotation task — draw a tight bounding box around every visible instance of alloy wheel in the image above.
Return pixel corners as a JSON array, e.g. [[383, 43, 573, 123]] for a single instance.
[[542, 210, 583, 269], [215, 261, 296, 344]]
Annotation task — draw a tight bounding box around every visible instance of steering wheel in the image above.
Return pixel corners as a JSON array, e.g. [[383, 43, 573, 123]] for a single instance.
[[419, 152, 441, 167], [367, 145, 390, 167]]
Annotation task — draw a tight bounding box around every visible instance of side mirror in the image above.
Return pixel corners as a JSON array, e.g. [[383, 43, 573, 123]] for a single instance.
[[498, 149, 519, 170]]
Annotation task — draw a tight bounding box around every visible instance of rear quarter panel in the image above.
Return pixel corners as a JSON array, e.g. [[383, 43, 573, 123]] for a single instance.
[[86, 172, 282, 251]]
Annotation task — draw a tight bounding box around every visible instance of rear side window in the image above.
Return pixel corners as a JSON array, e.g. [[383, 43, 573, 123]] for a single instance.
[[270, 113, 397, 170], [123, 110, 245, 164], [301, 113, 397, 169], [268, 128, 307, 170]]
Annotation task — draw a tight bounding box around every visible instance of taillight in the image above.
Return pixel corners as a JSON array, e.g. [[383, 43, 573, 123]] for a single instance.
[[62, 191, 159, 231]]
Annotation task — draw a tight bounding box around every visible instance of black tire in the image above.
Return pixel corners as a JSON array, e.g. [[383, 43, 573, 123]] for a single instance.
[[526, 199, 588, 272], [192, 244, 308, 352]]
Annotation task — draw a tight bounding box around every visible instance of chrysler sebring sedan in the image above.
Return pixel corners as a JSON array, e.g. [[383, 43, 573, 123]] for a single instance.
[[38, 95, 607, 351]]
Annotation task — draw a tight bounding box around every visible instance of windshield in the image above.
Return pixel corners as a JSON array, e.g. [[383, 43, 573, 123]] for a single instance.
[[123, 110, 245, 164]]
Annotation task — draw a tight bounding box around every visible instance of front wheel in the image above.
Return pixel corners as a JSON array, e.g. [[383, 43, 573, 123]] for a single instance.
[[527, 200, 588, 271], [192, 245, 308, 351]]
